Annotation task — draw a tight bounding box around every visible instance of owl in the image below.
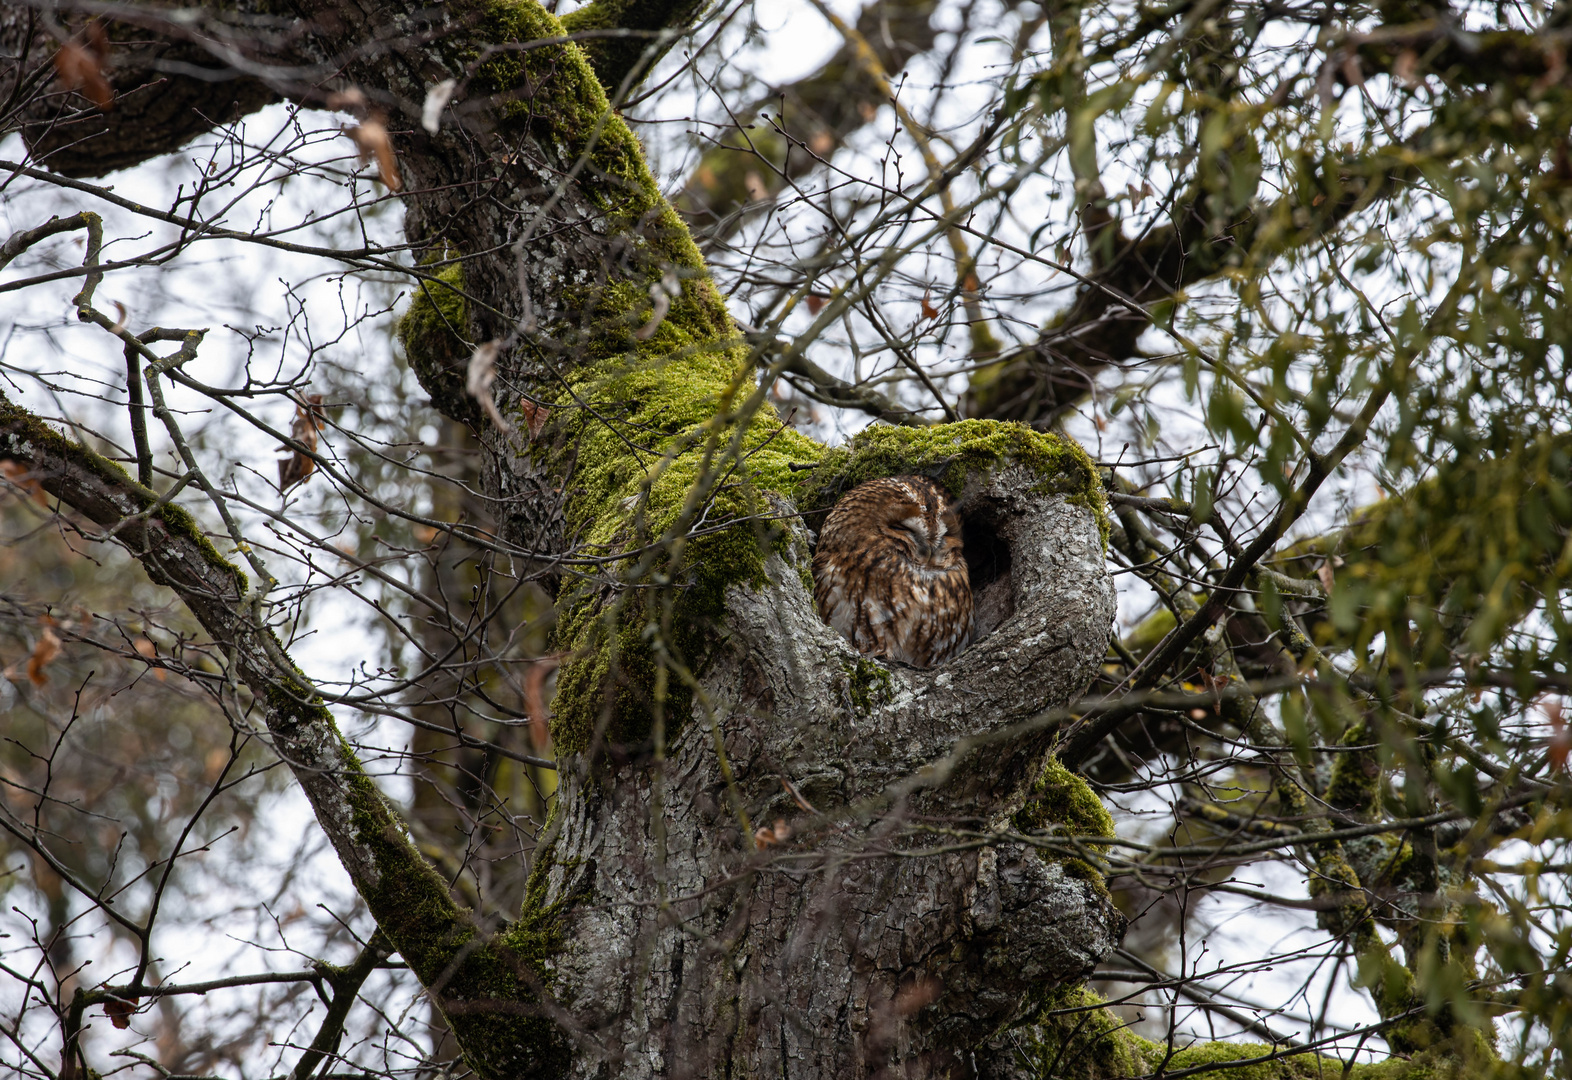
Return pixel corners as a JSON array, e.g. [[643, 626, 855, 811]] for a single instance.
[[811, 475, 972, 667]]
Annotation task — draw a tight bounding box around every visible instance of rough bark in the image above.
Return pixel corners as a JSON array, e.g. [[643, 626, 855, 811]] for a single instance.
[[539, 460, 1121, 1076]]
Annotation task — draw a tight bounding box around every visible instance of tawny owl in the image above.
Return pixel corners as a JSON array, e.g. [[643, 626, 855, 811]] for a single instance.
[[811, 475, 972, 667]]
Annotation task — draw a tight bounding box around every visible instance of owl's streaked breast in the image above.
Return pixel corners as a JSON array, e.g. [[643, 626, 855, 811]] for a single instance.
[[810, 475, 973, 668]]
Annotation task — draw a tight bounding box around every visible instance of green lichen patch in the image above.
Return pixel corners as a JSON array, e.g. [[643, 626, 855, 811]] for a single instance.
[[797, 419, 1109, 544]]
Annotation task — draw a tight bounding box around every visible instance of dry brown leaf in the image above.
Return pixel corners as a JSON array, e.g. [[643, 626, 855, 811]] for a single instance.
[[519, 398, 550, 441], [743, 170, 769, 202], [27, 626, 62, 687], [1549, 701, 1569, 774], [134, 635, 166, 680], [103, 996, 137, 1030], [344, 117, 402, 191], [1315, 554, 1343, 596], [54, 40, 113, 111], [893, 976, 941, 1016], [1125, 180, 1154, 205], [524, 655, 563, 753], [920, 290, 939, 320], [204, 746, 232, 784], [325, 87, 368, 114], [278, 394, 325, 490], [1, 460, 49, 507], [805, 292, 830, 316], [754, 818, 792, 848], [1393, 48, 1421, 89]]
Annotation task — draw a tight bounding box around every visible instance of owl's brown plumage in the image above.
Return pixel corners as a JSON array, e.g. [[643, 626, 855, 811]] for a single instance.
[[811, 475, 973, 667]]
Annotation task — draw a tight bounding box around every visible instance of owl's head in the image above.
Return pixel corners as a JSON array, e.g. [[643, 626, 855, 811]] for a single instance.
[[872, 476, 965, 568]]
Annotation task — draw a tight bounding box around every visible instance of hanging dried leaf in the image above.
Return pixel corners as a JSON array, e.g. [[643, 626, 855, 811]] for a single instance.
[[103, 995, 137, 1029], [344, 117, 402, 191], [1316, 554, 1343, 595], [132, 636, 165, 681], [325, 87, 368, 114], [54, 41, 113, 111], [26, 626, 62, 686], [519, 398, 550, 441], [422, 78, 458, 134], [1549, 701, 1569, 774], [805, 292, 830, 315], [920, 291, 939, 320], [524, 655, 563, 753], [753, 818, 793, 849], [466, 340, 513, 434], [278, 393, 325, 490], [1, 459, 49, 506]]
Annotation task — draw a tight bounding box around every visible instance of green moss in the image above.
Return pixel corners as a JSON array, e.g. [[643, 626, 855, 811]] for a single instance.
[[0, 395, 246, 595], [468, 0, 708, 285], [798, 419, 1110, 546], [559, 0, 710, 93], [1325, 720, 1381, 817], [1013, 757, 1116, 898], [1016, 986, 1494, 1080], [396, 261, 477, 424], [547, 333, 825, 752], [842, 658, 894, 715], [1015, 756, 1115, 839]]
